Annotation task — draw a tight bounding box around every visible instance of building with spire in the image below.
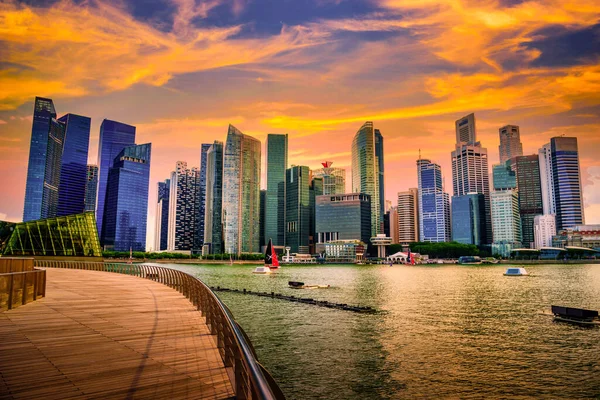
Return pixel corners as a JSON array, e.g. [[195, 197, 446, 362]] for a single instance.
[[311, 161, 345, 195]]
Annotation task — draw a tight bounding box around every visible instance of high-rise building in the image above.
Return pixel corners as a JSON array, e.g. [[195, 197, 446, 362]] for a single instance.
[[40, 118, 66, 219], [315, 193, 372, 253], [264, 134, 288, 247], [498, 125, 523, 164], [375, 129, 385, 223], [311, 162, 345, 195], [397, 189, 419, 243], [96, 119, 136, 237], [455, 113, 476, 145], [167, 162, 200, 251], [222, 125, 261, 255], [154, 179, 170, 251], [417, 159, 451, 242], [389, 207, 399, 244], [84, 165, 98, 212], [259, 190, 266, 251], [491, 189, 521, 256], [24, 97, 57, 222], [538, 143, 556, 215], [451, 141, 492, 243], [451, 193, 486, 245], [515, 155, 543, 248], [352, 121, 381, 236], [492, 160, 517, 191], [102, 143, 151, 251], [285, 166, 311, 254], [204, 141, 224, 254], [550, 137, 584, 230], [56, 114, 91, 217], [194, 144, 211, 253], [309, 176, 323, 254], [534, 214, 556, 249]]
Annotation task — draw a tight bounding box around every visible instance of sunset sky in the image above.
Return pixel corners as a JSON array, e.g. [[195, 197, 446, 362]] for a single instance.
[[1, 0, 599, 247]]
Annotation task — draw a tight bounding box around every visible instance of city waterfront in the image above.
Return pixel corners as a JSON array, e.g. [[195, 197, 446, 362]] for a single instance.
[[157, 263, 600, 399]]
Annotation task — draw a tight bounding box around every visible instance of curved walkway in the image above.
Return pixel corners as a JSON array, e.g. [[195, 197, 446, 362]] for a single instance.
[[0, 268, 234, 400]]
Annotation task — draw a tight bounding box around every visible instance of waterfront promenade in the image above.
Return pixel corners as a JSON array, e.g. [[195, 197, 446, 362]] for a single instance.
[[0, 268, 234, 399]]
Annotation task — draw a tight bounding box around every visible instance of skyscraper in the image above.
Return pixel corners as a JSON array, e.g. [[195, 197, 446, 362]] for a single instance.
[[84, 165, 98, 212], [204, 141, 224, 254], [40, 118, 66, 219], [312, 162, 345, 195], [96, 119, 136, 237], [538, 143, 556, 215], [397, 189, 419, 243], [498, 125, 523, 164], [388, 207, 399, 244], [515, 155, 543, 248], [417, 159, 451, 242], [451, 141, 492, 243], [551, 137, 584, 230], [534, 214, 556, 249], [491, 189, 521, 256], [102, 143, 151, 251], [56, 114, 91, 217], [309, 176, 324, 254], [455, 113, 476, 145], [24, 97, 57, 222], [285, 166, 311, 254], [260, 190, 266, 251], [154, 179, 170, 251], [264, 134, 288, 247], [375, 129, 385, 224], [167, 161, 200, 251], [352, 121, 381, 236], [451, 193, 486, 245], [222, 125, 261, 255], [194, 144, 211, 253], [492, 160, 517, 191]]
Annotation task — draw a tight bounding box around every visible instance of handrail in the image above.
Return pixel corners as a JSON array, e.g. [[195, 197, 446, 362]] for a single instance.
[[34, 260, 285, 400], [0, 268, 46, 311]]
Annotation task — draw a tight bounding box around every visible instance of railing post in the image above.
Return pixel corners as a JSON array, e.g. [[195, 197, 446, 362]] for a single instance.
[[7, 273, 14, 310], [22, 272, 27, 305], [33, 270, 38, 301]]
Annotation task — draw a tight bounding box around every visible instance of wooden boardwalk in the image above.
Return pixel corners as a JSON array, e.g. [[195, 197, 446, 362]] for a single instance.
[[0, 268, 235, 400]]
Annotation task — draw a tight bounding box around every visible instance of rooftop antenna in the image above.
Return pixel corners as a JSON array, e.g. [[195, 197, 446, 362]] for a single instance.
[[418, 148, 421, 160]]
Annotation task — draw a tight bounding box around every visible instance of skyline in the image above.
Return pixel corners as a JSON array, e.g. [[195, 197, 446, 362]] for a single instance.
[[1, 0, 599, 241]]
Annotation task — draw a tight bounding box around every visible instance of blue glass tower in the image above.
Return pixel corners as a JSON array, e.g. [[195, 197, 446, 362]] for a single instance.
[[451, 193, 486, 245], [56, 114, 91, 217], [102, 143, 151, 251], [40, 119, 66, 219], [375, 129, 385, 226], [417, 158, 451, 242], [156, 179, 170, 251], [85, 165, 98, 212], [96, 119, 136, 238], [551, 137, 584, 230], [265, 134, 288, 247], [23, 97, 56, 222], [194, 144, 212, 253]]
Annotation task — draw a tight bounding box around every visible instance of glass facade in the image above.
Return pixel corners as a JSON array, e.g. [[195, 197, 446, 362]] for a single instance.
[[205, 141, 224, 254], [194, 144, 211, 252], [24, 97, 56, 222], [102, 143, 151, 251], [375, 129, 385, 227], [56, 114, 91, 217], [167, 162, 200, 251], [85, 165, 98, 212], [286, 166, 311, 253], [96, 119, 136, 238], [40, 118, 66, 219], [352, 122, 381, 236], [155, 179, 170, 251], [265, 134, 288, 247], [551, 137, 584, 230], [2, 213, 101, 257], [312, 166, 345, 195], [491, 189, 522, 245], [452, 194, 486, 245], [417, 159, 451, 242], [515, 155, 543, 248], [309, 177, 323, 253], [492, 160, 517, 190], [223, 125, 261, 254]]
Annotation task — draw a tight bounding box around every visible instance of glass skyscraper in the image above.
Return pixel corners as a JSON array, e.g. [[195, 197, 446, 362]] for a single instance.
[[491, 189, 522, 256], [451, 193, 486, 245], [154, 179, 170, 251], [375, 129, 385, 226], [312, 162, 345, 195], [492, 160, 517, 191], [194, 144, 212, 253], [223, 125, 261, 255], [551, 137, 584, 230], [205, 141, 224, 254], [40, 118, 66, 219], [515, 155, 543, 248], [85, 165, 98, 212], [56, 114, 91, 217], [285, 166, 311, 254], [96, 119, 136, 238], [265, 134, 288, 247], [417, 159, 451, 242], [309, 176, 324, 254], [352, 122, 381, 236], [167, 162, 200, 251], [24, 97, 57, 222], [101, 143, 151, 251]]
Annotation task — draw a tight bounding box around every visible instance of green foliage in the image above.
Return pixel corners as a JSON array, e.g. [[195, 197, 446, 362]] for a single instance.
[[102, 251, 264, 261], [389, 242, 480, 259]]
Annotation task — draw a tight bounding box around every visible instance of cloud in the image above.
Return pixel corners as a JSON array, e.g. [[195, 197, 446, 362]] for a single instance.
[[0, 119, 6, 124]]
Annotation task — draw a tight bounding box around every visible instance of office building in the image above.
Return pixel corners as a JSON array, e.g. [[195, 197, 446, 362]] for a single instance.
[[309, 176, 324, 254], [492, 160, 517, 191], [451, 141, 491, 243], [264, 134, 288, 247], [538, 143, 556, 215], [397, 188, 419, 243], [154, 179, 170, 251], [84, 165, 98, 212], [204, 141, 224, 254], [285, 166, 311, 254], [222, 125, 261, 255], [491, 189, 521, 257], [193, 144, 212, 253], [96, 119, 136, 237], [451, 193, 486, 245], [315, 193, 372, 253], [455, 113, 476, 145], [56, 114, 91, 217], [551, 137, 584, 230], [417, 159, 451, 243], [388, 207, 399, 244], [352, 121, 381, 236], [167, 162, 200, 251], [375, 129, 385, 223], [311, 162, 345, 195], [515, 155, 543, 248], [498, 125, 523, 164], [102, 143, 151, 251], [40, 118, 66, 219], [552, 225, 600, 250], [534, 214, 556, 249]]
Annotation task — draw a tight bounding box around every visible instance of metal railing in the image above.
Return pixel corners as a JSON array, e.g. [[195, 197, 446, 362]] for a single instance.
[[0, 269, 46, 311], [34, 260, 285, 400]]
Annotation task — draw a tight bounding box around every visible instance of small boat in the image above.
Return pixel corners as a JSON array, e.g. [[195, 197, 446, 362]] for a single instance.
[[458, 256, 482, 265], [504, 267, 528, 276], [551, 305, 600, 326], [253, 238, 280, 275], [288, 281, 330, 289]]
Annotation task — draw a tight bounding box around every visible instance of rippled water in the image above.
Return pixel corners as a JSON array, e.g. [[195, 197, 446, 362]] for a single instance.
[[154, 263, 600, 399]]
